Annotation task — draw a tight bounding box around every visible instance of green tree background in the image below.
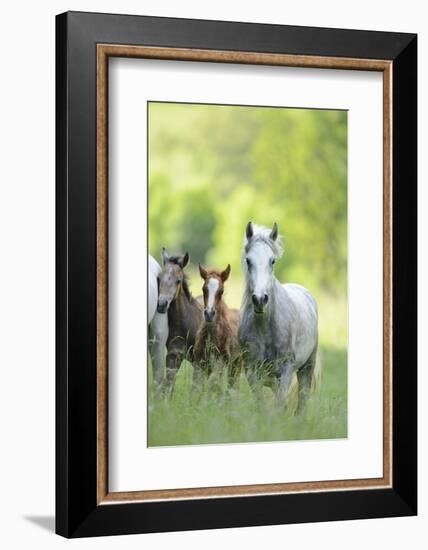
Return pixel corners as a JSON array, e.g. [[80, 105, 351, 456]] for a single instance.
[[148, 102, 347, 305]]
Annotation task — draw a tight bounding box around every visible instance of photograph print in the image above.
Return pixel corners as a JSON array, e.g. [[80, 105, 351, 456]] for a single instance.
[[147, 101, 348, 447]]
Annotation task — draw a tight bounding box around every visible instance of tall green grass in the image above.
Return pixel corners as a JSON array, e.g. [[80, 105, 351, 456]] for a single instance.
[[148, 294, 347, 447]]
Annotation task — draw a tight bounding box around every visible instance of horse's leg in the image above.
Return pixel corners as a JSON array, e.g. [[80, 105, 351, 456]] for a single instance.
[[148, 325, 159, 393], [192, 362, 204, 387], [149, 312, 168, 391], [164, 348, 182, 397], [228, 357, 241, 389], [192, 336, 205, 391], [222, 343, 236, 389], [296, 348, 317, 414], [278, 362, 294, 410], [245, 361, 268, 408]]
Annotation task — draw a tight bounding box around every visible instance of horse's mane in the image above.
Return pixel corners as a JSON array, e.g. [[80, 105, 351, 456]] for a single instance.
[[181, 275, 192, 300], [243, 224, 284, 258], [166, 254, 184, 265]]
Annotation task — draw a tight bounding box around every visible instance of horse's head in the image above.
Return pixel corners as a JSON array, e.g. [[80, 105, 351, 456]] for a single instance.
[[157, 248, 189, 313], [243, 221, 282, 315], [199, 264, 231, 323]]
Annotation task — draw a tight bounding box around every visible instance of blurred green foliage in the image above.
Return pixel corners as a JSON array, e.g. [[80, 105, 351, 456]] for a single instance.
[[148, 102, 347, 296]]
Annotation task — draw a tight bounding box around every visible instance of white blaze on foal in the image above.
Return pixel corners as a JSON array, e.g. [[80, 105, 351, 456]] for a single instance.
[[207, 277, 219, 310]]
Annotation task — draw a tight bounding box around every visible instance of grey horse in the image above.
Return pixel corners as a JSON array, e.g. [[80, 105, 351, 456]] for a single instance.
[[239, 222, 319, 412], [148, 254, 169, 389]]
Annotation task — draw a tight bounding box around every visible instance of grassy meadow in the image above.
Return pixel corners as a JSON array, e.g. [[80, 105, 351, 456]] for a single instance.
[[148, 279, 347, 446], [148, 102, 348, 446]]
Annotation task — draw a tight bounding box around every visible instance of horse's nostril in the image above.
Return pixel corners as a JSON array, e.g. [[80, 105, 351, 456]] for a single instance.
[[204, 309, 215, 322], [263, 294, 269, 305], [252, 294, 258, 306], [157, 300, 168, 313]]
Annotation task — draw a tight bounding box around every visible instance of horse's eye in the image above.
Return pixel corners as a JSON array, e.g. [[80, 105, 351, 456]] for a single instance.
[[176, 279, 181, 285], [271, 258, 276, 265], [246, 258, 251, 269], [218, 289, 224, 296]]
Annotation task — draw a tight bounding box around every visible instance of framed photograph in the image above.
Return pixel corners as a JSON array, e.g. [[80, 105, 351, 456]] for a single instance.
[[56, 11, 417, 537]]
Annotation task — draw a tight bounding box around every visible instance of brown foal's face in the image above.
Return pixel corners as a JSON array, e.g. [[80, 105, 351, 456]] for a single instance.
[[199, 264, 231, 323]]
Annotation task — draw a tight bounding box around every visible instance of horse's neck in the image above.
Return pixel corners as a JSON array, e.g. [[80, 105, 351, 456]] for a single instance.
[[273, 277, 287, 297], [170, 292, 189, 314], [169, 291, 199, 326], [216, 299, 228, 319], [217, 302, 233, 333], [269, 279, 292, 314]]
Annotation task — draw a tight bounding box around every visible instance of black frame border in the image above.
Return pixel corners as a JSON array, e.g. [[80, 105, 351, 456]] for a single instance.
[[56, 11, 417, 537]]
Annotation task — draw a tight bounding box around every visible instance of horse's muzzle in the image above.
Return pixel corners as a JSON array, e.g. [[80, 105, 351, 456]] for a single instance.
[[204, 308, 216, 322], [252, 293, 268, 314], [157, 299, 168, 314]]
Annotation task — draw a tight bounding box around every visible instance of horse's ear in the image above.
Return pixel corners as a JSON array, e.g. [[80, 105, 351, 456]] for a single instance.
[[221, 264, 231, 282], [198, 264, 208, 280], [246, 221, 254, 240], [181, 252, 189, 268], [270, 222, 278, 242], [162, 247, 169, 265]]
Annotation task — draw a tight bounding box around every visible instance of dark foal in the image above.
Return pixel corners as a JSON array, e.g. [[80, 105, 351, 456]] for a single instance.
[[157, 249, 203, 395], [194, 264, 240, 386]]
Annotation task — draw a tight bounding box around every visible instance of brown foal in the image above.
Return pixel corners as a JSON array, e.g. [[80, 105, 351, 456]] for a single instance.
[[194, 264, 240, 385]]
